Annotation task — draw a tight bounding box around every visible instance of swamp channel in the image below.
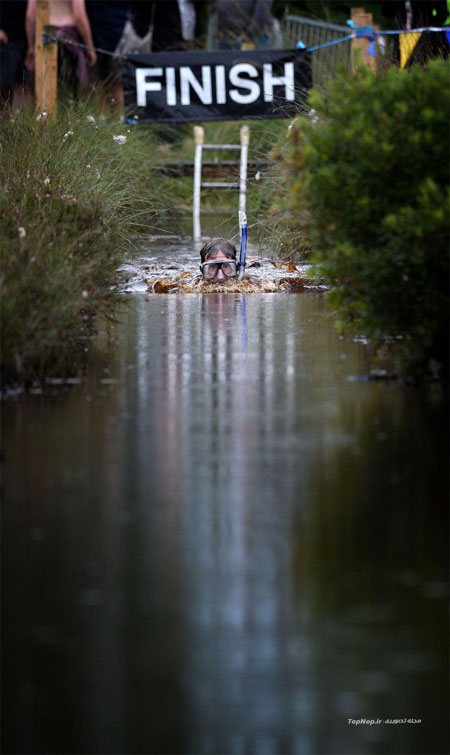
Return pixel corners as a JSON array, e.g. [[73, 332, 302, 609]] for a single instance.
[[1, 231, 449, 755]]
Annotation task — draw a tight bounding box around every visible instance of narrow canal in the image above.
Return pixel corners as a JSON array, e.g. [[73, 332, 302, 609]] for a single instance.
[[2, 234, 448, 755]]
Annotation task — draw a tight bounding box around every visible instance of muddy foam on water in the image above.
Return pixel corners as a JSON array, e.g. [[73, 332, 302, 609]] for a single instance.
[[120, 243, 326, 295]]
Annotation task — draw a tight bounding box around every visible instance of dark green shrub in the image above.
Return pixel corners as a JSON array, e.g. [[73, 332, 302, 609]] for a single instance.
[[279, 60, 450, 376]]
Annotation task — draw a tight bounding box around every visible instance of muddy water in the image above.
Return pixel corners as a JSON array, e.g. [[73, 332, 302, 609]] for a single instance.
[[2, 235, 448, 755]]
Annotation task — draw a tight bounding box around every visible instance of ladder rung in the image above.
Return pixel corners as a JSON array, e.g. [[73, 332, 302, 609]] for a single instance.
[[202, 144, 241, 150], [201, 181, 239, 188]]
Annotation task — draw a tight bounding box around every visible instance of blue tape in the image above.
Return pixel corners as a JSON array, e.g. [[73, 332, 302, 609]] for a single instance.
[[355, 26, 375, 38], [377, 26, 449, 34], [367, 39, 376, 57], [308, 34, 353, 52]]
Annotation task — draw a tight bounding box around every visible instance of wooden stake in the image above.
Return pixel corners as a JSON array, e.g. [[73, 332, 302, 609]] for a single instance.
[[35, 1, 58, 121], [35, 0, 48, 112], [351, 7, 377, 73], [42, 25, 58, 121]]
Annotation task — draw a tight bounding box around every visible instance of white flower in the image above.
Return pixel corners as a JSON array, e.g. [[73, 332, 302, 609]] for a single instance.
[[43, 177, 50, 185], [255, 171, 261, 181], [18, 226, 26, 238], [81, 290, 89, 299], [86, 164, 91, 169], [86, 115, 96, 123], [95, 168, 101, 178], [113, 135, 127, 145], [36, 111, 48, 121], [62, 130, 74, 142]]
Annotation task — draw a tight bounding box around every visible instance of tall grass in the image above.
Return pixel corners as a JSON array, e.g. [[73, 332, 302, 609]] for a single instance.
[[0, 99, 164, 385]]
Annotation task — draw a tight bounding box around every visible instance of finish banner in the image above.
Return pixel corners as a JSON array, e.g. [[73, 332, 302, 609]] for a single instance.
[[122, 48, 312, 123]]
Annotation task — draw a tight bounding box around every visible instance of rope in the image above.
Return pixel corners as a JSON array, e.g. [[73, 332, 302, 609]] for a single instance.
[[44, 25, 450, 59], [45, 31, 127, 60], [307, 35, 354, 52]]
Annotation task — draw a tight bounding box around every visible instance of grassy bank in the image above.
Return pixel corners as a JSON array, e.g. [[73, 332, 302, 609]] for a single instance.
[[0, 101, 168, 385]]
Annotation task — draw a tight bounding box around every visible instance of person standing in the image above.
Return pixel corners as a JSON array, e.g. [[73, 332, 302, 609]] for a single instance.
[[147, 0, 196, 52], [85, 0, 129, 110], [0, 0, 28, 106], [215, 0, 274, 50]]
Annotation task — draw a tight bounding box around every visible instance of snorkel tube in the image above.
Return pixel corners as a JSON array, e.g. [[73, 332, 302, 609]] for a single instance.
[[238, 211, 247, 281]]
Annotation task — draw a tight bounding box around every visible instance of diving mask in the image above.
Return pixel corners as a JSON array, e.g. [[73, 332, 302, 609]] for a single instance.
[[200, 259, 237, 280]]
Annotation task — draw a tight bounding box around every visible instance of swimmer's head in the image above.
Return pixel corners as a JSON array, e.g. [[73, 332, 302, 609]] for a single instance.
[[199, 238, 237, 282], [199, 238, 237, 263]]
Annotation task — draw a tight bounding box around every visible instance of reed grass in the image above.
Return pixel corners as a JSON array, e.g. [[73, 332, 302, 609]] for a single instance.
[[0, 99, 164, 385]]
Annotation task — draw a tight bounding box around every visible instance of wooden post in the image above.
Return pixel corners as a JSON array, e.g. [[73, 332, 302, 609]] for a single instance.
[[351, 7, 377, 72], [193, 126, 204, 241], [35, 1, 58, 120], [239, 126, 249, 214], [42, 25, 58, 121], [35, 0, 48, 111]]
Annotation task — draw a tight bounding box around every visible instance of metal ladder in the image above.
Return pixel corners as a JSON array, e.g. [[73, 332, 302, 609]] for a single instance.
[[193, 125, 249, 240]]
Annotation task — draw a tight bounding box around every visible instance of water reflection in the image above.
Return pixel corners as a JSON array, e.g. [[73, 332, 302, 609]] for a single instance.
[[2, 292, 448, 755]]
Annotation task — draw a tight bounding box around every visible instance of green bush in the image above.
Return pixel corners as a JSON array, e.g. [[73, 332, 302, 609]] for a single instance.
[[277, 60, 450, 376]]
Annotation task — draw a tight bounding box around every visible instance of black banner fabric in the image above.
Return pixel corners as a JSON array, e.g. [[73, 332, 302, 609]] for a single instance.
[[122, 49, 312, 123]]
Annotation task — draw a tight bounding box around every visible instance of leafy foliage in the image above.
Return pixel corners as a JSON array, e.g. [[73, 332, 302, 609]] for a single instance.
[[276, 60, 450, 376]]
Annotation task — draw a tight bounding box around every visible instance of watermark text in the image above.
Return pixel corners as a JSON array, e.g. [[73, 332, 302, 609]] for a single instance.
[[348, 718, 422, 726]]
